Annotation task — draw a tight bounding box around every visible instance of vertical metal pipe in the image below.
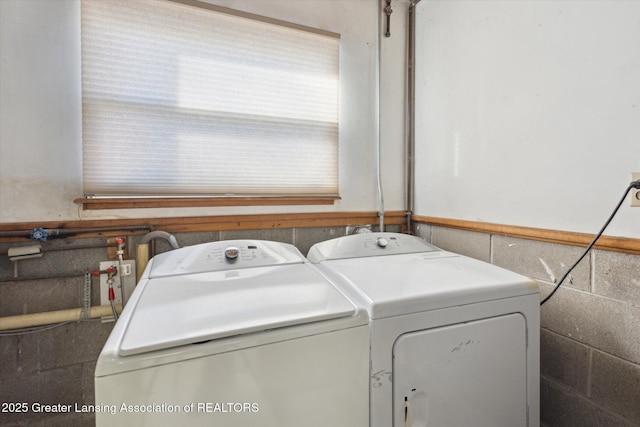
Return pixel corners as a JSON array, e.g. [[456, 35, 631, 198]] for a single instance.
[[406, 0, 421, 232]]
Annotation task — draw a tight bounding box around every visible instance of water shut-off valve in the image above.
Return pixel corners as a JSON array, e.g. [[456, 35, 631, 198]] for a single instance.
[[91, 266, 118, 301]]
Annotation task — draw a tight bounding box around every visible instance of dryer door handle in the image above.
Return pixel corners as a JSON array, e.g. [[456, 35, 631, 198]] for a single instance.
[[405, 397, 413, 427]]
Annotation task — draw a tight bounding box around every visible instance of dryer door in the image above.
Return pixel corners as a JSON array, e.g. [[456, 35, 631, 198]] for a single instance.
[[393, 314, 528, 427]]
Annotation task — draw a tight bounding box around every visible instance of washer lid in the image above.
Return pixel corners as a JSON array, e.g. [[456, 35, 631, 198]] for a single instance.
[[119, 249, 357, 356]]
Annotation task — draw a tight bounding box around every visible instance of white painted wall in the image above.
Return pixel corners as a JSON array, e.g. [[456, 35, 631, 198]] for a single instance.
[[415, 0, 640, 239], [0, 0, 82, 221], [0, 0, 408, 222]]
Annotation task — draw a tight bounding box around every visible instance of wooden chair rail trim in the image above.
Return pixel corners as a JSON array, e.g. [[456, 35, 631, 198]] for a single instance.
[[413, 215, 640, 255], [3, 212, 635, 254], [0, 211, 407, 242]]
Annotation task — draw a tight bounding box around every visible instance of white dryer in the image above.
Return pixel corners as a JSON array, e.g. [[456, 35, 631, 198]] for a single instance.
[[95, 240, 369, 427], [307, 232, 540, 427]]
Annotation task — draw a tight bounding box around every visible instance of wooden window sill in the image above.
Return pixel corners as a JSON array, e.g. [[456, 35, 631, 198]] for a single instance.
[[74, 196, 340, 210]]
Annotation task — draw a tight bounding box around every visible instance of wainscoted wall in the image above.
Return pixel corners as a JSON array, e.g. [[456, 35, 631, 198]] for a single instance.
[[0, 224, 398, 427], [414, 223, 640, 427]]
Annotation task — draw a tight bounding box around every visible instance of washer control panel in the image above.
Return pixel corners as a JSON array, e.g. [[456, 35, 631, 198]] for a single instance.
[[149, 240, 305, 278], [307, 232, 440, 262]]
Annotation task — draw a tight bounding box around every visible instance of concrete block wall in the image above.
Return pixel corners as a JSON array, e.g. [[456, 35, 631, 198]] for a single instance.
[[0, 238, 118, 427], [0, 225, 397, 427], [415, 224, 640, 427]]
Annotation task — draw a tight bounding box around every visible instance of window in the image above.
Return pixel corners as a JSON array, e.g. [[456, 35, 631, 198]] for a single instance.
[[80, 0, 339, 205]]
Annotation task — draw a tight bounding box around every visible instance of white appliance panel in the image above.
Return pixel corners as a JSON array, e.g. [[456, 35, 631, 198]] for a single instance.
[[96, 326, 369, 427], [393, 314, 527, 427], [307, 232, 439, 261], [150, 240, 305, 278]]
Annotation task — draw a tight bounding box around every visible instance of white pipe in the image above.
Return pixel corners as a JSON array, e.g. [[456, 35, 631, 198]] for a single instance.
[[377, 0, 386, 231], [0, 304, 122, 331]]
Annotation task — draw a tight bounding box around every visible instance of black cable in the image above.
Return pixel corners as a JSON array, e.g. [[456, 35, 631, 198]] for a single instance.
[[540, 180, 640, 306]]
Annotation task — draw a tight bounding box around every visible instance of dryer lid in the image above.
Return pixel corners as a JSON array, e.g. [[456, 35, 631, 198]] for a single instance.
[[119, 263, 357, 356]]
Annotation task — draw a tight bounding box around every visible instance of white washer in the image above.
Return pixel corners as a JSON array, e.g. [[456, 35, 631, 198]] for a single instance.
[[308, 232, 540, 427], [95, 240, 369, 427]]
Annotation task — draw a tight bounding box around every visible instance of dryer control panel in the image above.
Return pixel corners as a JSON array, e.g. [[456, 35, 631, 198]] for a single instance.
[[307, 232, 440, 262], [149, 240, 305, 278]]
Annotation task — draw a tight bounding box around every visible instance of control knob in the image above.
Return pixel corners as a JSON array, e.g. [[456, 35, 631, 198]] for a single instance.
[[224, 246, 240, 261]]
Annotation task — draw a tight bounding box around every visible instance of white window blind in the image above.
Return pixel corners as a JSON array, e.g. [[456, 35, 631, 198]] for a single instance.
[[81, 0, 339, 197]]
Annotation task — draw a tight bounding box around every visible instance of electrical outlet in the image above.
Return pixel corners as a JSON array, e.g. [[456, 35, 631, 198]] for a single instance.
[[99, 260, 136, 310], [632, 173, 640, 207]]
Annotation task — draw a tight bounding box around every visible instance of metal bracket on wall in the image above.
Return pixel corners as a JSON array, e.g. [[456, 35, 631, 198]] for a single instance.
[[384, 0, 392, 37], [80, 272, 92, 320]]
